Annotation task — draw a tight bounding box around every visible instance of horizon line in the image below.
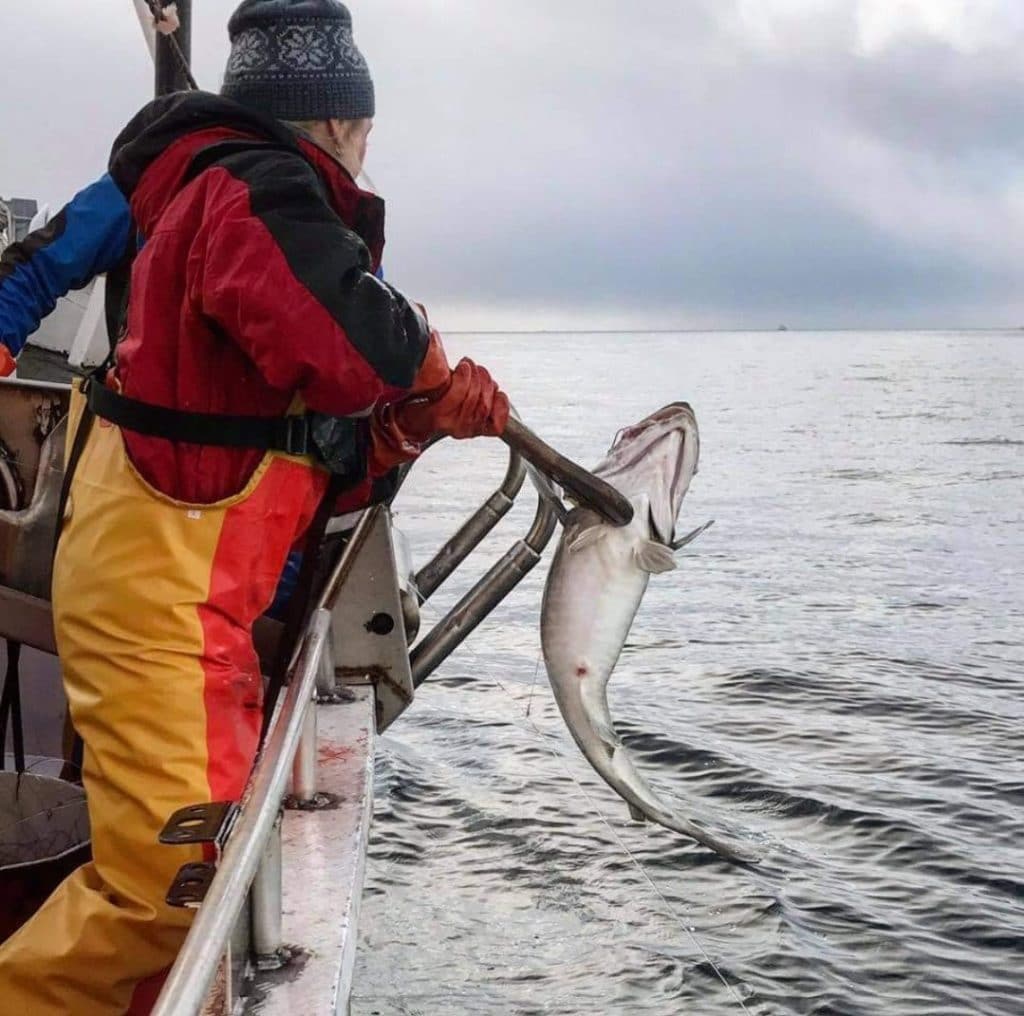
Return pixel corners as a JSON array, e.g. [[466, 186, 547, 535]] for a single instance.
[[442, 326, 1024, 336]]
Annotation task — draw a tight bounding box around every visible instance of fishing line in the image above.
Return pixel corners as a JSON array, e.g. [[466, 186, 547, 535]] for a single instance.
[[525, 649, 542, 718], [491, 677, 756, 1015]]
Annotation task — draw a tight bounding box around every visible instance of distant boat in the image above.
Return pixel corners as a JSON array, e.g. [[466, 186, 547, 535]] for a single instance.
[[777, 324, 789, 332]]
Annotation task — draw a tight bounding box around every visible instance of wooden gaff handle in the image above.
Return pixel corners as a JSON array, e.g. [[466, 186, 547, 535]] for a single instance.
[[500, 417, 634, 527]]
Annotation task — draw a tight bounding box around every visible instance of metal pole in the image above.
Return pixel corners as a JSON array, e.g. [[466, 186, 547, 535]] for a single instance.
[[290, 698, 318, 804], [155, 0, 192, 96], [316, 629, 337, 699], [250, 815, 283, 964], [414, 451, 527, 602], [410, 500, 559, 688], [501, 416, 633, 527], [131, 0, 157, 58]]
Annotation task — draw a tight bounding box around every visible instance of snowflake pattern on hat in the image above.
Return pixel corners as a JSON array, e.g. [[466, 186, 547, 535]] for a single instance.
[[226, 28, 271, 74], [279, 25, 334, 72], [332, 24, 367, 71]]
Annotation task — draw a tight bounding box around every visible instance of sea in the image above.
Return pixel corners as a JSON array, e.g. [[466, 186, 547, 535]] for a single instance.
[[350, 330, 1023, 1016]]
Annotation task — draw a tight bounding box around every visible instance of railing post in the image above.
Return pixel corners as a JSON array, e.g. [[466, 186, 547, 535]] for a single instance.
[[250, 814, 284, 967], [290, 696, 318, 804], [316, 629, 337, 700]]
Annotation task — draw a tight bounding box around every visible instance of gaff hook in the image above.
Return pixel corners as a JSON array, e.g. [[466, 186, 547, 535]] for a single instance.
[[500, 417, 634, 528]]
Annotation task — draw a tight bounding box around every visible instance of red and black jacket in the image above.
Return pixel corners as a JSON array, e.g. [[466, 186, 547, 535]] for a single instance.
[[103, 91, 430, 504]]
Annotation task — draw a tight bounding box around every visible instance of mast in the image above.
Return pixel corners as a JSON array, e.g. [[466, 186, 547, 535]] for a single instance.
[[154, 1, 193, 96]]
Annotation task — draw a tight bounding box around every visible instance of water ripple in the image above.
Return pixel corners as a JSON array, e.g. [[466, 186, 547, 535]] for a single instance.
[[353, 332, 1024, 1016]]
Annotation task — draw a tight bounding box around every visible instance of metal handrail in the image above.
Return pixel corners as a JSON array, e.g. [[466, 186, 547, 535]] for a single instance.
[[151, 609, 331, 1016], [405, 429, 563, 688], [410, 493, 559, 688], [414, 448, 527, 602]]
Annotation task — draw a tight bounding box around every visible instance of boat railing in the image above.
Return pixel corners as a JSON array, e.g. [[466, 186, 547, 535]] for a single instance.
[[148, 443, 559, 1013], [152, 608, 333, 1016], [410, 457, 559, 686], [412, 446, 528, 601]]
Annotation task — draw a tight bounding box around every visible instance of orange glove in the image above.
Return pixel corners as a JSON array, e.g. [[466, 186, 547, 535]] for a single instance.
[[0, 346, 15, 378], [408, 329, 454, 395], [368, 335, 509, 475]]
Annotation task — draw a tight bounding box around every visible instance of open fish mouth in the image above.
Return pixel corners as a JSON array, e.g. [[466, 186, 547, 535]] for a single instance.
[[590, 403, 700, 545]]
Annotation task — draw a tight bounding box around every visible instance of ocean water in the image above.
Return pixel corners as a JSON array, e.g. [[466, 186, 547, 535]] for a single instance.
[[351, 331, 1023, 1016]]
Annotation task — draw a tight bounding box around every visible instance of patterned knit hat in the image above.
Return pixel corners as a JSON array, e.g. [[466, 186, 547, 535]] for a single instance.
[[221, 0, 374, 121]]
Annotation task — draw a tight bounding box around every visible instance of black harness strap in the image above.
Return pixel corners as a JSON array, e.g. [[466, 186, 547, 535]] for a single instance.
[[52, 394, 96, 558], [86, 379, 314, 455]]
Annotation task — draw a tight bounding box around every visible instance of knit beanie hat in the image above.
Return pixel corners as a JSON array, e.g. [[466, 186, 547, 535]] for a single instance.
[[221, 0, 374, 121]]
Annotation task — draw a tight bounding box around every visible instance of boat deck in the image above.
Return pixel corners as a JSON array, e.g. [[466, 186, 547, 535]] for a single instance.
[[254, 685, 375, 1015]]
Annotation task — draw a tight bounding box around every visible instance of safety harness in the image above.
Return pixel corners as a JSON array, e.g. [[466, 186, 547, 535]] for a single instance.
[[85, 381, 320, 457]]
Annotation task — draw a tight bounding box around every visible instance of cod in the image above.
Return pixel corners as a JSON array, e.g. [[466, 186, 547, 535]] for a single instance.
[[540, 403, 757, 865]]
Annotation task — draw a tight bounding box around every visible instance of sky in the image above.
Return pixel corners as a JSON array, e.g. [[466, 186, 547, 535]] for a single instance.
[[2, 0, 1024, 331]]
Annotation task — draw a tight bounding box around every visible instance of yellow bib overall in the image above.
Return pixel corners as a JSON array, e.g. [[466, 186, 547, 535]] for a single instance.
[[0, 387, 326, 1014]]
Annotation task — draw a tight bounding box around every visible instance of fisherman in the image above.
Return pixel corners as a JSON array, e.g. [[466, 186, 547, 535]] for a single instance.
[[0, 1, 508, 1012]]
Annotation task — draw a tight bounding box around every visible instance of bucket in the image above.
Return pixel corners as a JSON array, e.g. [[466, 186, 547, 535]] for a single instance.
[[0, 770, 90, 943]]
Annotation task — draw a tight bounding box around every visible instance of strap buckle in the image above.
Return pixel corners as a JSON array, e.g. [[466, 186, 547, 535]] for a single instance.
[[282, 416, 311, 456]]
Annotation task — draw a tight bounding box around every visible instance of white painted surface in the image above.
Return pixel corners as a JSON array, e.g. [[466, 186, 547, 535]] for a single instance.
[[29, 286, 90, 354], [67, 276, 108, 367], [259, 685, 376, 1015], [27, 204, 51, 233]]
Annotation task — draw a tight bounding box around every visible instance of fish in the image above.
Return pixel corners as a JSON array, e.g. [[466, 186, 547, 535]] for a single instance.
[[540, 403, 758, 864]]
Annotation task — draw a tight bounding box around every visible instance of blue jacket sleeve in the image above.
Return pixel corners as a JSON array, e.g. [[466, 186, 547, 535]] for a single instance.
[[0, 173, 132, 356]]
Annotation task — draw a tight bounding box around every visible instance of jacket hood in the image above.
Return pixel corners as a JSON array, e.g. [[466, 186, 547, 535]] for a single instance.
[[108, 91, 384, 263]]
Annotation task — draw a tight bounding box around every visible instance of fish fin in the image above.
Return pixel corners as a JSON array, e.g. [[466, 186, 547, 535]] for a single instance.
[[627, 803, 649, 823], [568, 526, 606, 554], [595, 717, 622, 750], [671, 519, 715, 552], [634, 540, 677, 574]]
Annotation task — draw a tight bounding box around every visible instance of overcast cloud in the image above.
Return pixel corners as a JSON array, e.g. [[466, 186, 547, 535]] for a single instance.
[[2, 1, 1023, 329]]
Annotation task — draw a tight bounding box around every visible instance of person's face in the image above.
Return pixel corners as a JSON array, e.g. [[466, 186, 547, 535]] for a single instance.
[[330, 118, 374, 178]]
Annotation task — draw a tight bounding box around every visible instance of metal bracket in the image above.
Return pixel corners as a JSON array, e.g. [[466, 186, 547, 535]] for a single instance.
[[166, 861, 217, 909], [319, 508, 415, 734], [0, 380, 71, 600], [159, 801, 239, 848], [161, 802, 238, 908]]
